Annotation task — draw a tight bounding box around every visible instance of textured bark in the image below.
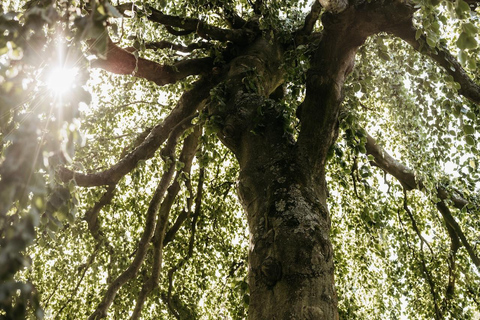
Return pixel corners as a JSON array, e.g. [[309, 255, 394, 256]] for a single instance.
[[238, 154, 338, 319]]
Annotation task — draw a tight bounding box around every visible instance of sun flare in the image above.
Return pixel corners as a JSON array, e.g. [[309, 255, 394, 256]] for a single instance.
[[46, 66, 78, 95]]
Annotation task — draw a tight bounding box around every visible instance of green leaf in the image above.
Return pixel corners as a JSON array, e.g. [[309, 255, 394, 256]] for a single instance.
[[426, 34, 436, 48], [463, 124, 475, 134], [462, 23, 477, 36], [378, 51, 390, 61], [455, 0, 471, 17], [415, 29, 423, 40], [456, 32, 477, 50], [465, 135, 475, 145], [353, 83, 362, 92]]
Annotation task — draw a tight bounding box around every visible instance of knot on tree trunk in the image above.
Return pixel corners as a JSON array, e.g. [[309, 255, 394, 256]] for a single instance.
[[261, 257, 282, 287], [302, 305, 324, 319]]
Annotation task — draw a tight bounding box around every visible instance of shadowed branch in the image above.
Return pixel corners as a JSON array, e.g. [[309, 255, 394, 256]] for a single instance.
[[117, 3, 256, 45], [58, 78, 217, 187], [129, 126, 201, 320], [91, 40, 213, 86], [165, 166, 204, 319]]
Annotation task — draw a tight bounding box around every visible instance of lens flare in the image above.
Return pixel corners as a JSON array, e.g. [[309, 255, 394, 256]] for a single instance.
[[47, 67, 78, 95]]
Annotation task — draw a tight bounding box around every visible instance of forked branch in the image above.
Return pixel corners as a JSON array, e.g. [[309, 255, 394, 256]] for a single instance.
[[118, 3, 256, 45], [165, 166, 204, 319], [365, 133, 468, 209], [130, 126, 201, 319], [299, 1, 322, 36], [436, 201, 480, 270]]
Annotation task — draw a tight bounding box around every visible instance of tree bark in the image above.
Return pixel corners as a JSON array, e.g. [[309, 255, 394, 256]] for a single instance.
[[238, 151, 338, 319]]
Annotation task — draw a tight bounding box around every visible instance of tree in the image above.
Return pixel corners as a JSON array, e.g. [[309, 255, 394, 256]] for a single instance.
[[1, 0, 479, 318]]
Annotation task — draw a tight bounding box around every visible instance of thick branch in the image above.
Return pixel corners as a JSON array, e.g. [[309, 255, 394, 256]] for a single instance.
[[58, 78, 216, 187], [163, 209, 187, 246], [91, 40, 213, 86], [442, 221, 460, 312], [318, 0, 348, 13], [390, 20, 480, 105], [436, 201, 480, 270], [222, 7, 248, 29], [146, 6, 256, 44], [300, 1, 322, 35]]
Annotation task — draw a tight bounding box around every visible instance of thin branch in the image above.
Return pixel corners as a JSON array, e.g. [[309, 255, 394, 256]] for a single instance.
[[130, 127, 201, 320], [55, 245, 100, 318], [466, 286, 480, 307], [148, 6, 256, 44], [84, 185, 116, 242], [90, 39, 213, 86], [365, 133, 468, 210], [163, 136, 197, 246], [43, 272, 68, 309], [350, 157, 361, 199], [436, 201, 480, 271], [58, 77, 217, 187], [365, 133, 480, 271], [104, 100, 161, 109], [390, 20, 480, 105], [166, 166, 204, 320], [396, 209, 442, 320], [145, 40, 212, 53], [116, 3, 256, 45], [88, 120, 191, 320], [403, 190, 435, 257]]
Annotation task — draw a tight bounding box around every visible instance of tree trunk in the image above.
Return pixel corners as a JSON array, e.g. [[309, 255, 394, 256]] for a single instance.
[[210, 33, 342, 319], [238, 151, 338, 319], [214, 82, 339, 318]]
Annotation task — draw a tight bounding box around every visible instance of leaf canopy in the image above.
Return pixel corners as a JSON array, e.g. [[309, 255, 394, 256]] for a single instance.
[[0, 0, 479, 319]]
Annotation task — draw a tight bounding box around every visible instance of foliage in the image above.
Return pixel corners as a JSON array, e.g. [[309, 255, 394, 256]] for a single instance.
[[0, 0, 479, 319]]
